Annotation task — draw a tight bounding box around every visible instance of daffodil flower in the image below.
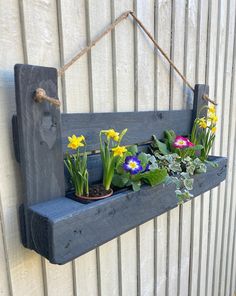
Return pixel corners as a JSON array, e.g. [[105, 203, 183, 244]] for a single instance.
[[112, 146, 127, 157], [105, 129, 120, 142], [211, 126, 216, 133], [65, 134, 88, 196], [67, 134, 85, 150], [100, 128, 128, 190], [208, 113, 218, 123], [208, 104, 216, 114], [198, 117, 207, 129]]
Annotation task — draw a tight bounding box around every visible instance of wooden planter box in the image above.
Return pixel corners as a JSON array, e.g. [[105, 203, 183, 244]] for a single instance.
[[13, 64, 227, 264]]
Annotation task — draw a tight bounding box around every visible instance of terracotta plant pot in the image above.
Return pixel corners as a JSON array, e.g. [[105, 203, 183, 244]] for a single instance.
[[75, 184, 113, 203]]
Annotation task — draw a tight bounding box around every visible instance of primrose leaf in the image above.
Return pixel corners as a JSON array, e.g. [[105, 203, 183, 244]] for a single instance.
[[191, 145, 203, 151], [142, 168, 167, 186], [138, 152, 149, 167], [152, 136, 170, 155], [164, 130, 176, 150], [131, 181, 141, 192], [112, 173, 129, 188], [127, 145, 138, 155]]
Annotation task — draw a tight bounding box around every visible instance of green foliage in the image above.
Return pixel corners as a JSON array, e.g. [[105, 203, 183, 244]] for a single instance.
[[112, 145, 167, 192], [151, 130, 208, 204], [64, 150, 89, 196]]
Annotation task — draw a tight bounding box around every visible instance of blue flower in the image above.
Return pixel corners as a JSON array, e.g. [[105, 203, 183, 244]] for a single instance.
[[123, 156, 143, 175]]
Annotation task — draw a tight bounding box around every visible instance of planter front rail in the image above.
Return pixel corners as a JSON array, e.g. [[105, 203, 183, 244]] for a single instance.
[[13, 64, 227, 264]]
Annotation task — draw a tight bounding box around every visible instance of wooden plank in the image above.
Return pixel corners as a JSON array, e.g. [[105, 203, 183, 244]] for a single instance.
[[136, 0, 155, 112], [184, 0, 198, 109], [155, 0, 171, 111], [171, 0, 185, 109], [154, 2, 172, 294], [119, 229, 137, 296], [155, 212, 167, 296], [0, 0, 46, 295], [211, 0, 228, 294], [167, 207, 179, 296], [58, 0, 90, 114], [25, 156, 227, 264], [98, 239, 119, 296], [218, 0, 236, 294], [177, 202, 191, 296], [205, 1, 220, 295], [135, 3, 155, 295], [60, 110, 193, 152], [194, 2, 209, 295], [73, 250, 98, 296], [224, 19, 236, 295], [112, 0, 134, 112], [86, 2, 119, 295], [0, 194, 11, 296], [14, 64, 64, 206], [112, 2, 137, 296], [58, 1, 97, 295]]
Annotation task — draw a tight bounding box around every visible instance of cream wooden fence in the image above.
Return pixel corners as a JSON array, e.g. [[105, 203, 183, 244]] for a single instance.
[[0, 0, 235, 295]]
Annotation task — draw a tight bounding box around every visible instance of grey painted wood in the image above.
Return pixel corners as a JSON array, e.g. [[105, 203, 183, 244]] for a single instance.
[[14, 64, 65, 206], [192, 84, 209, 122], [24, 156, 227, 264], [61, 110, 193, 153], [14, 75, 226, 266], [14, 64, 65, 248]]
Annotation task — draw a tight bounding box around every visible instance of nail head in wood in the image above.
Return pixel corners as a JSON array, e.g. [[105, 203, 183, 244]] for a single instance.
[[34, 88, 61, 108]]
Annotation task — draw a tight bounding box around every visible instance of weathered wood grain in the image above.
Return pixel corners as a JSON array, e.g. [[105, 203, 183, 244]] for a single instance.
[[14, 64, 65, 206], [24, 156, 227, 265], [0, 1, 46, 295], [205, 1, 220, 295], [61, 110, 193, 152]]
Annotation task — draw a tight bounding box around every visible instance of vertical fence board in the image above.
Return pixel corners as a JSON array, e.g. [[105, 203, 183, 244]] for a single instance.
[[178, 202, 191, 296], [171, 0, 185, 109], [135, 3, 155, 295], [212, 0, 228, 294], [58, 1, 98, 295], [58, 0, 90, 113], [167, 207, 179, 296], [154, 2, 172, 294], [20, 1, 74, 295], [155, 213, 167, 296], [205, 0, 219, 295], [155, 0, 172, 110], [0, 195, 10, 296], [112, 2, 137, 296], [0, 0, 46, 295], [225, 21, 236, 294], [0, 1, 236, 296], [86, 2, 119, 295], [195, 1, 209, 295], [218, 0, 236, 294]]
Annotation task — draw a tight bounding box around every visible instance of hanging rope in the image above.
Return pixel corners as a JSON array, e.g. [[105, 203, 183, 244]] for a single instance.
[[58, 10, 217, 106]]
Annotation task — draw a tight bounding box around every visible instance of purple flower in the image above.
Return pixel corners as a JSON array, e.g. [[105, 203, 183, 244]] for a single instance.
[[123, 156, 143, 175]]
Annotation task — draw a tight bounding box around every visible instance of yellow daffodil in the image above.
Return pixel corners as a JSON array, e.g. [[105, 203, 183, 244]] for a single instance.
[[105, 129, 120, 142], [211, 126, 216, 133], [208, 113, 218, 123], [208, 104, 216, 114], [112, 146, 127, 157], [198, 117, 207, 129], [67, 134, 85, 150]]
